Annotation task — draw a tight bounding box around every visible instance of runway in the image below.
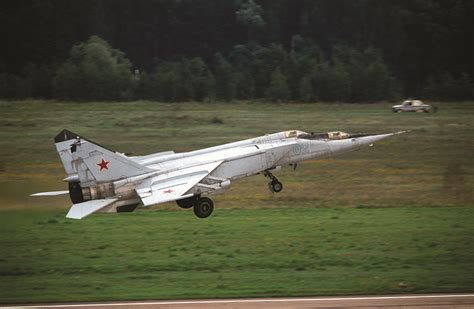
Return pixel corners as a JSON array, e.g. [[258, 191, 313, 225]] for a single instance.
[[5, 294, 474, 309]]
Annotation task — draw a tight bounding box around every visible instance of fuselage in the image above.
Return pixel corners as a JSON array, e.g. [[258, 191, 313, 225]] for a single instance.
[[38, 129, 404, 219], [130, 130, 398, 185]]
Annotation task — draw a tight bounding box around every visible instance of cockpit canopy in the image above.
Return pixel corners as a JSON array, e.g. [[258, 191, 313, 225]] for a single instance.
[[283, 130, 306, 138], [326, 131, 350, 139], [284, 130, 367, 140]]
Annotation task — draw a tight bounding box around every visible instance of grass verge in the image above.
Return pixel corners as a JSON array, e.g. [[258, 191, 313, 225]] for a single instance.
[[1, 207, 473, 303]]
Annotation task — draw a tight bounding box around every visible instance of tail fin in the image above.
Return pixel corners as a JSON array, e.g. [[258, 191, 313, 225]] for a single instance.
[[54, 129, 152, 186], [54, 130, 79, 178]]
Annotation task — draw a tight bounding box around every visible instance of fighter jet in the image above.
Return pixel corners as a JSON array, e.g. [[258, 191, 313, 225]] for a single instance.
[[32, 129, 405, 219]]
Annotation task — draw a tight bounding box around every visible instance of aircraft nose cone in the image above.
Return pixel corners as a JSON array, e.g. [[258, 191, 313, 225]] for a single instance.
[[357, 131, 406, 147]]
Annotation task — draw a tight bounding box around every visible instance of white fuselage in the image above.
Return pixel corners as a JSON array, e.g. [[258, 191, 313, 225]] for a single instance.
[[41, 129, 403, 218], [130, 130, 396, 185]]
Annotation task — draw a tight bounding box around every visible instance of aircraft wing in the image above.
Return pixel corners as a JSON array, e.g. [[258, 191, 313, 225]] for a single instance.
[[66, 198, 118, 219], [135, 161, 222, 206]]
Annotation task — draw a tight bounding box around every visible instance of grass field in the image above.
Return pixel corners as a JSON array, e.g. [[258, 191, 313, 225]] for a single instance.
[[0, 100, 473, 303]]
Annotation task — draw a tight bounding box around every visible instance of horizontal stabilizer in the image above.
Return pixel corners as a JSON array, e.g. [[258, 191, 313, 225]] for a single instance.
[[66, 198, 118, 219], [30, 190, 69, 196]]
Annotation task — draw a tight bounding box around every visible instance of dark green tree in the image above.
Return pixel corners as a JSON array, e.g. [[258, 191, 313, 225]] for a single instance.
[[228, 44, 256, 99], [236, 0, 265, 41], [2, 1, 474, 100], [298, 75, 314, 102], [365, 59, 396, 101], [147, 58, 214, 102], [234, 70, 255, 100], [135, 71, 156, 100], [265, 67, 290, 101], [311, 62, 331, 101], [213, 53, 235, 101], [253, 44, 289, 97], [153, 62, 183, 102], [53, 36, 134, 100], [187, 57, 215, 101]]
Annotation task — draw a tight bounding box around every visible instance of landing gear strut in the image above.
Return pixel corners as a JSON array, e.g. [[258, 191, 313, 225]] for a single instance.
[[176, 195, 214, 218], [264, 170, 283, 193]]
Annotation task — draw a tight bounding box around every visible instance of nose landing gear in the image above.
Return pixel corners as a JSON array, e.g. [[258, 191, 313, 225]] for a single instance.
[[270, 180, 283, 192], [264, 170, 283, 193]]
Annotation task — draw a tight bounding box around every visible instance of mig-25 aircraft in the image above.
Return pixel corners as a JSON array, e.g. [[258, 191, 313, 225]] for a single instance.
[[32, 129, 405, 219]]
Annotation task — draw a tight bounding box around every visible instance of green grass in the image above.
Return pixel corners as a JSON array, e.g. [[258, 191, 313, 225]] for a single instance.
[[0, 100, 473, 303], [0, 100, 473, 210], [1, 207, 473, 303]]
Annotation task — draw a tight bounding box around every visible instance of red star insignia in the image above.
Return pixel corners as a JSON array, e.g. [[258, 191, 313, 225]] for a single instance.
[[97, 159, 109, 171], [163, 189, 173, 194]]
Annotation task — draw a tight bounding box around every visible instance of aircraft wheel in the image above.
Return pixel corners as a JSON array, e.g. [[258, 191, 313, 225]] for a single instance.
[[193, 197, 214, 218], [176, 196, 197, 209], [270, 180, 283, 193]]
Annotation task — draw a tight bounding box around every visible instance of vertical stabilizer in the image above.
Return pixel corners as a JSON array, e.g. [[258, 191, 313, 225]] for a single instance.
[[54, 129, 153, 186], [54, 130, 80, 177]]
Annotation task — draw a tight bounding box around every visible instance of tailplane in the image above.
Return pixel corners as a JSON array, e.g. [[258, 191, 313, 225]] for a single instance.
[[66, 198, 119, 219]]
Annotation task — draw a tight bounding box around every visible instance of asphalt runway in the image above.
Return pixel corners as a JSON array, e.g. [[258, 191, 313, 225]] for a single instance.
[[4, 294, 474, 309]]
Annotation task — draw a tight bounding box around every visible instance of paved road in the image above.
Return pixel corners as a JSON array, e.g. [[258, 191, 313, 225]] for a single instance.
[[4, 294, 474, 309]]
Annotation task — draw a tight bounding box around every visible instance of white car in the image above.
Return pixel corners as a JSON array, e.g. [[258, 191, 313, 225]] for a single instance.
[[392, 99, 437, 113]]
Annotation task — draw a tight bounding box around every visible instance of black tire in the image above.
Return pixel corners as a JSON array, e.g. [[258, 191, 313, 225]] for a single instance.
[[271, 180, 283, 193], [176, 196, 197, 209], [193, 197, 214, 218]]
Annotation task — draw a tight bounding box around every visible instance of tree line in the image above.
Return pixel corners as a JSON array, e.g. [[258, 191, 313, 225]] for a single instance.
[[0, 36, 404, 102], [1, 0, 473, 102]]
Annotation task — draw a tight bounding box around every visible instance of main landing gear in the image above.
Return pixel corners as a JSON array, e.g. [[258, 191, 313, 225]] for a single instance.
[[264, 170, 283, 193], [176, 195, 214, 219]]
